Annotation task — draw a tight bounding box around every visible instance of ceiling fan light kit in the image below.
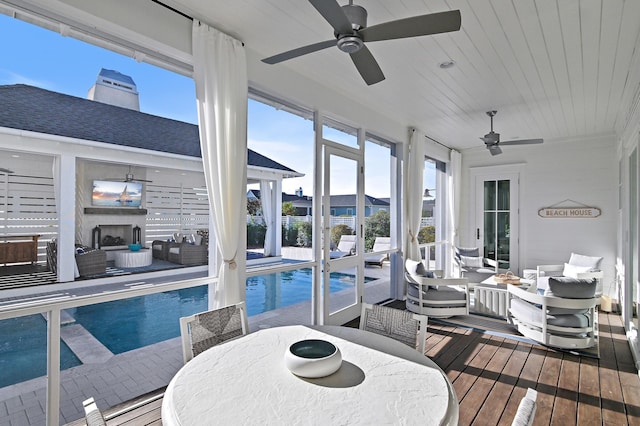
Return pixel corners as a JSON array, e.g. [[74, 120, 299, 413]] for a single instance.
[[262, 0, 461, 85], [480, 110, 543, 156]]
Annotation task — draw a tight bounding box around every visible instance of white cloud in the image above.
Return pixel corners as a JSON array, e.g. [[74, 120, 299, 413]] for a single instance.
[[0, 70, 55, 89]]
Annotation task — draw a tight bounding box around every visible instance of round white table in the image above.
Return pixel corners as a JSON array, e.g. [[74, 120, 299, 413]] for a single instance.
[[162, 325, 458, 425], [114, 248, 152, 268]]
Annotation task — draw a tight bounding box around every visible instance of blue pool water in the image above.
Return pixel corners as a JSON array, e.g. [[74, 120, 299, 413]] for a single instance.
[[0, 269, 365, 386], [0, 315, 81, 388]]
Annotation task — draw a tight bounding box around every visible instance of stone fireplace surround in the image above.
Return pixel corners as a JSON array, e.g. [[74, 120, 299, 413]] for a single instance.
[[81, 212, 146, 252]]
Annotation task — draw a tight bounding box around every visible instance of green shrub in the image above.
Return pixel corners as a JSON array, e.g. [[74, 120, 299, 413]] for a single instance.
[[417, 226, 435, 244], [282, 224, 298, 247], [364, 210, 390, 250], [296, 221, 312, 247], [247, 222, 266, 248], [331, 224, 353, 247]]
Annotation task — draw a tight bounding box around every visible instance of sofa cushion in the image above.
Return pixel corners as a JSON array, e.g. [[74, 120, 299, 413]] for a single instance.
[[455, 247, 479, 259], [407, 283, 467, 305], [405, 259, 432, 277], [460, 255, 483, 268], [545, 277, 597, 299], [562, 262, 592, 278], [568, 252, 603, 270]]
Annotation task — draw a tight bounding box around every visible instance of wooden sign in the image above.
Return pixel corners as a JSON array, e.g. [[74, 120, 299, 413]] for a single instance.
[[538, 207, 601, 218]]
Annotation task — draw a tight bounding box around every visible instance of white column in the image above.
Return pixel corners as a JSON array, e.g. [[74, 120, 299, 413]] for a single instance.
[[274, 179, 282, 256], [57, 154, 76, 282]]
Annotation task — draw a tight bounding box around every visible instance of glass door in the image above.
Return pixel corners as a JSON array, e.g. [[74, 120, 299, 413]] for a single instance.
[[322, 145, 363, 325], [474, 171, 519, 273]]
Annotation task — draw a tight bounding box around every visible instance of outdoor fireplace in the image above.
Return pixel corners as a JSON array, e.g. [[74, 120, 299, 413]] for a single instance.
[[92, 225, 141, 249]]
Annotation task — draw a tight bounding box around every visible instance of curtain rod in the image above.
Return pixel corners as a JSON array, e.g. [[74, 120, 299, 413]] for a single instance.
[[424, 134, 454, 151], [151, 0, 193, 21], [150, 0, 245, 46]]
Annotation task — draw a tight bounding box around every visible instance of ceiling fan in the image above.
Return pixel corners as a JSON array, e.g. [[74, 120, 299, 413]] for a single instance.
[[262, 0, 461, 86], [480, 110, 543, 156], [104, 166, 152, 183]]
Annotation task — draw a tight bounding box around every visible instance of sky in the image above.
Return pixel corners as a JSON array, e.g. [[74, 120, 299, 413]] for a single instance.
[[0, 14, 434, 198]]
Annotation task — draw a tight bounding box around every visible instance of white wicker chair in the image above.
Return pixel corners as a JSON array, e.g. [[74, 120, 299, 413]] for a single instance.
[[179, 301, 249, 363], [511, 388, 537, 426], [359, 303, 428, 353], [82, 397, 107, 426]]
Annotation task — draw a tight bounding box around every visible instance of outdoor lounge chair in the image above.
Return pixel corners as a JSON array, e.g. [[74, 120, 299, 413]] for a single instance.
[[168, 242, 208, 265], [359, 303, 428, 353], [507, 277, 599, 349], [405, 259, 469, 319], [179, 301, 249, 363], [364, 236, 391, 267], [329, 234, 356, 259], [536, 252, 604, 296]]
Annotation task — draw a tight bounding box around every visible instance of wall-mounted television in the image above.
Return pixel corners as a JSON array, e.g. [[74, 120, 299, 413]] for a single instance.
[[92, 180, 143, 207]]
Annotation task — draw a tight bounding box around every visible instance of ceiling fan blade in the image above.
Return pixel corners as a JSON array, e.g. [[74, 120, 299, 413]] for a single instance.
[[499, 138, 544, 146], [360, 10, 461, 42], [0, 167, 14, 173], [262, 39, 336, 64], [308, 0, 354, 35], [488, 145, 502, 156], [349, 45, 385, 85]]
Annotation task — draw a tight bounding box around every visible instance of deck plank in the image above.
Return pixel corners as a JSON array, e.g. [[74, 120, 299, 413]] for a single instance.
[[86, 310, 640, 426]]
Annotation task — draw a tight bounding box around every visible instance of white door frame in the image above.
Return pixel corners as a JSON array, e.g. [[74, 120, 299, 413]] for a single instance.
[[313, 117, 365, 325], [469, 164, 523, 274]]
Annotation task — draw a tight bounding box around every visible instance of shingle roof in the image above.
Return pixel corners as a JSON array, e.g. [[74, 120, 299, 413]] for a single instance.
[[0, 84, 299, 175]]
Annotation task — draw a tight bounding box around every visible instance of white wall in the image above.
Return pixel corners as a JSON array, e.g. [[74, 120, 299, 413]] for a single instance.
[[459, 134, 618, 297]]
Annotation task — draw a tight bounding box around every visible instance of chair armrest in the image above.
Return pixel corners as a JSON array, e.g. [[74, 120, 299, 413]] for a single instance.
[[508, 284, 599, 310], [536, 264, 564, 277], [406, 273, 469, 291]]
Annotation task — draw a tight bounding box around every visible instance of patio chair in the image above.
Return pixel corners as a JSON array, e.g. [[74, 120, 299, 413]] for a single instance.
[[507, 277, 599, 349], [405, 259, 469, 318], [359, 303, 428, 353], [452, 246, 496, 284], [364, 236, 391, 267], [329, 234, 356, 259], [83, 397, 107, 426], [180, 301, 249, 363], [168, 242, 208, 265], [511, 388, 537, 426]]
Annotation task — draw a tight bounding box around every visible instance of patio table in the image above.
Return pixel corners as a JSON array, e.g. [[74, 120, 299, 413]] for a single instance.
[[162, 324, 458, 425]]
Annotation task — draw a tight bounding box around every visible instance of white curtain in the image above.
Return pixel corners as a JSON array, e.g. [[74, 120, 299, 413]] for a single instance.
[[447, 150, 462, 275], [192, 20, 248, 307], [404, 128, 426, 262], [260, 180, 273, 257]]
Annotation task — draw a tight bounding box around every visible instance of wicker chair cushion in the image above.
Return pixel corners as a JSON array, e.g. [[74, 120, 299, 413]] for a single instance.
[[190, 304, 244, 357], [361, 304, 419, 349]]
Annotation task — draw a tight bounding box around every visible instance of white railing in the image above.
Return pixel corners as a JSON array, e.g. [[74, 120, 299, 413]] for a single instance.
[[0, 275, 215, 426]]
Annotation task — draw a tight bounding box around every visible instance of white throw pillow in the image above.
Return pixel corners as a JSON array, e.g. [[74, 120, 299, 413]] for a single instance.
[[568, 252, 602, 269], [193, 235, 203, 246], [562, 262, 592, 278], [460, 255, 484, 268]]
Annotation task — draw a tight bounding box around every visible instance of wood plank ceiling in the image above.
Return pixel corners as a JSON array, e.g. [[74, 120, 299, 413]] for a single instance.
[[166, 0, 640, 151]]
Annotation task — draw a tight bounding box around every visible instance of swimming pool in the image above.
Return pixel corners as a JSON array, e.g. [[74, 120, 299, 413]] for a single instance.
[[0, 315, 81, 388], [0, 269, 366, 386]]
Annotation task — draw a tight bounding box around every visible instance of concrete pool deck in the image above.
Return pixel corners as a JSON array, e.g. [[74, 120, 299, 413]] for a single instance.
[[0, 249, 392, 425]]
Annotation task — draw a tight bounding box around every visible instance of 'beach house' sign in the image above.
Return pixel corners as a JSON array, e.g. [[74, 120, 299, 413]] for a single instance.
[[538, 207, 601, 218]]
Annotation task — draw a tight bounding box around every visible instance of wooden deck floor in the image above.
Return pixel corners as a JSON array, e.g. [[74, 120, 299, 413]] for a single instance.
[[72, 310, 640, 426]]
